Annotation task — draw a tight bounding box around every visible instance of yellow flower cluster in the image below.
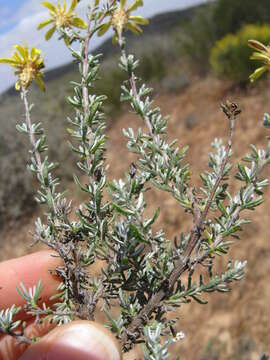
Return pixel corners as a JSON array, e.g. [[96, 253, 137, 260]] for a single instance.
[[0, 0, 149, 91], [38, 0, 87, 41], [0, 45, 45, 91], [98, 0, 148, 43]]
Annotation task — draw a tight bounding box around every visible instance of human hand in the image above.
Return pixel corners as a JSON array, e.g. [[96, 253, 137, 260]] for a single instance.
[[0, 251, 121, 360]]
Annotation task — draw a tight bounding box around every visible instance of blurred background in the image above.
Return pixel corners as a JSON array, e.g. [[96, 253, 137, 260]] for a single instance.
[[0, 0, 270, 358]]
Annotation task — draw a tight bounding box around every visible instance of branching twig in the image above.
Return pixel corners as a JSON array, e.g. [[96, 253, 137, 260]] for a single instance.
[[118, 32, 157, 141], [22, 88, 58, 215], [121, 105, 239, 349], [184, 108, 237, 258]]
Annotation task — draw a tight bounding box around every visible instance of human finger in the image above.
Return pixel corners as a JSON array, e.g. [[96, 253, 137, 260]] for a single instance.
[[20, 321, 122, 360], [0, 250, 62, 315]]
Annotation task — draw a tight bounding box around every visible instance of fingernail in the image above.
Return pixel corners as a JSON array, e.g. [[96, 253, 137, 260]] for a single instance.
[[50, 322, 121, 360], [20, 321, 121, 360]]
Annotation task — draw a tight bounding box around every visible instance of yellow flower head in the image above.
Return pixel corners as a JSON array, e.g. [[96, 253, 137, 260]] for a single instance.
[[98, 0, 149, 44], [38, 0, 87, 41], [0, 45, 45, 91], [248, 39, 270, 82]]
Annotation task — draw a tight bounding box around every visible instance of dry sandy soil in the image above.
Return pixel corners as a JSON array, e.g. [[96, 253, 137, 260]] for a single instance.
[[2, 76, 270, 359]]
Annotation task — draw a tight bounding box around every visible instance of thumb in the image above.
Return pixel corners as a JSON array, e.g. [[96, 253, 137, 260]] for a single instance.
[[19, 321, 122, 360]]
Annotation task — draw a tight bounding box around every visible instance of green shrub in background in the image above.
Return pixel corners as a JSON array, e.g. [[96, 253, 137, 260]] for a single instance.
[[180, 0, 270, 76], [210, 24, 270, 85], [213, 0, 270, 39]]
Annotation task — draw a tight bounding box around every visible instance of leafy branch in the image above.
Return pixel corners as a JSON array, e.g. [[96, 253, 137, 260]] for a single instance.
[[1, 1, 270, 358]]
